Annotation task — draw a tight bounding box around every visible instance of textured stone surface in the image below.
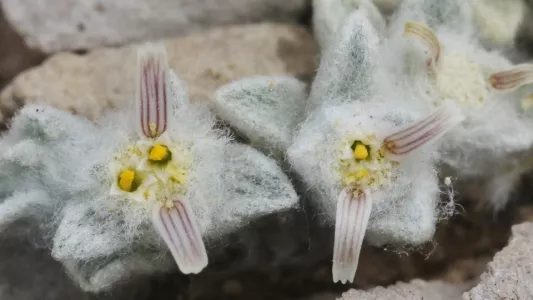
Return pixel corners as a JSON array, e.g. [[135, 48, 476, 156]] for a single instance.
[[463, 222, 533, 300], [0, 0, 309, 53], [339, 280, 474, 300], [0, 8, 44, 92], [0, 23, 318, 124]]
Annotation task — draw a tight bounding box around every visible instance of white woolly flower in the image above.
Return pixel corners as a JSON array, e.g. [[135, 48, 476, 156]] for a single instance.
[[0, 43, 298, 292], [393, 0, 528, 50], [388, 18, 533, 208], [288, 100, 463, 284]]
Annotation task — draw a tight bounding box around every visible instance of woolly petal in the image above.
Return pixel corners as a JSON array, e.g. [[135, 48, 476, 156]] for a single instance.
[[52, 202, 133, 262], [393, 0, 473, 33], [332, 187, 372, 284], [404, 21, 440, 67], [59, 253, 173, 292], [213, 76, 307, 156], [309, 10, 380, 111], [136, 43, 171, 138], [0, 190, 50, 232], [168, 69, 190, 109], [152, 199, 208, 274], [7, 104, 96, 142], [313, 0, 386, 49], [209, 143, 299, 234], [489, 64, 533, 90], [384, 102, 463, 155]]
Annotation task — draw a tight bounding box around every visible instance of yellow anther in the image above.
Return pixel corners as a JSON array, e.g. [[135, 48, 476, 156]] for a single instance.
[[149, 144, 169, 161], [269, 81, 275, 87], [118, 169, 136, 192], [143, 190, 150, 200], [353, 143, 369, 160], [354, 168, 369, 180]]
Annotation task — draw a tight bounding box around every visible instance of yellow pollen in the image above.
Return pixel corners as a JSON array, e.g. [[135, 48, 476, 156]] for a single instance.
[[149, 123, 158, 136], [353, 143, 369, 160], [165, 200, 174, 209], [143, 190, 149, 200], [118, 169, 136, 192], [149, 144, 169, 161], [354, 168, 369, 180]]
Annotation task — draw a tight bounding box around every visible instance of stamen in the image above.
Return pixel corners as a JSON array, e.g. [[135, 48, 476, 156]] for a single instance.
[[136, 43, 171, 139], [332, 187, 372, 284], [404, 22, 441, 67], [118, 169, 137, 192], [149, 144, 171, 162], [352, 142, 369, 160], [383, 102, 463, 155], [489, 64, 533, 90], [152, 199, 208, 274]]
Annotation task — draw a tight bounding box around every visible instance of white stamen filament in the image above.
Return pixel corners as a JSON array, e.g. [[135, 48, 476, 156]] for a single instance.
[[332, 187, 372, 284], [404, 21, 441, 67], [489, 64, 533, 90], [152, 199, 208, 274], [383, 103, 463, 155]]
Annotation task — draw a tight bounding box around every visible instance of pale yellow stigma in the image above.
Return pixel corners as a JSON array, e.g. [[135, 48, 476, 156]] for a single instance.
[[353, 143, 369, 160], [148, 122, 158, 136], [118, 169, 136, 192], [165, 199, 174, 209], [149, 144, 170, 161]]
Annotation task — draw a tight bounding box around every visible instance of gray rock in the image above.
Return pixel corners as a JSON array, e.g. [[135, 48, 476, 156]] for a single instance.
[[463, 222, 533, 300], [0, 0, 308, 53], [340, 279, 474, 300], [0, 23, 317, 125]]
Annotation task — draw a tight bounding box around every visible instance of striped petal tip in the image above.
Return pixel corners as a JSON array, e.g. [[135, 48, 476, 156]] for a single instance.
[[404, 22, 440, 68], [489, 64, 533, 90], [136, 43, 171, 139], [332, 187, 372, 284], [383, 102, 463, 155], [152, 199, 208, 274]]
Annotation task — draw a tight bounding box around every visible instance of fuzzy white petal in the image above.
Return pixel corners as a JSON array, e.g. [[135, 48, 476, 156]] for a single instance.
[[152, 199, 208, 274], [332, 187, 372, 284]]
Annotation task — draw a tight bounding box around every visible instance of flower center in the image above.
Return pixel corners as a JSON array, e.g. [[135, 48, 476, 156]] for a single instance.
[[118, 168, 139, 192], [339, 138, 395, 189], [432, 51, 489, 108]]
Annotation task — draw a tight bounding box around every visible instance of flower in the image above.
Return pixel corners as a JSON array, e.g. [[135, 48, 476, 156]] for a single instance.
[[288, 99, 462, 284], [388, 13, 533, 209], [0, 43, 298, 292]]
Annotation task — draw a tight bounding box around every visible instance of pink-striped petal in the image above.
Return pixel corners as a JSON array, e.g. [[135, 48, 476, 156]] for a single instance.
[[332, 187, 372, 284], [404, 22, 441, 68], [383, 103, 463, 155], [136, 43, 171, 139], [152, 199, 208, 274], [489, 64, 533, 90]]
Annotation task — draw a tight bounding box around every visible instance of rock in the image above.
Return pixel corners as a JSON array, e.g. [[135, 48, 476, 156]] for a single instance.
[[339, 280, 474, 300], [0, 8, 44, 94], [463, 222, 533, 300], [0, 0, 309, 53], [0, 23, 317, 124]]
